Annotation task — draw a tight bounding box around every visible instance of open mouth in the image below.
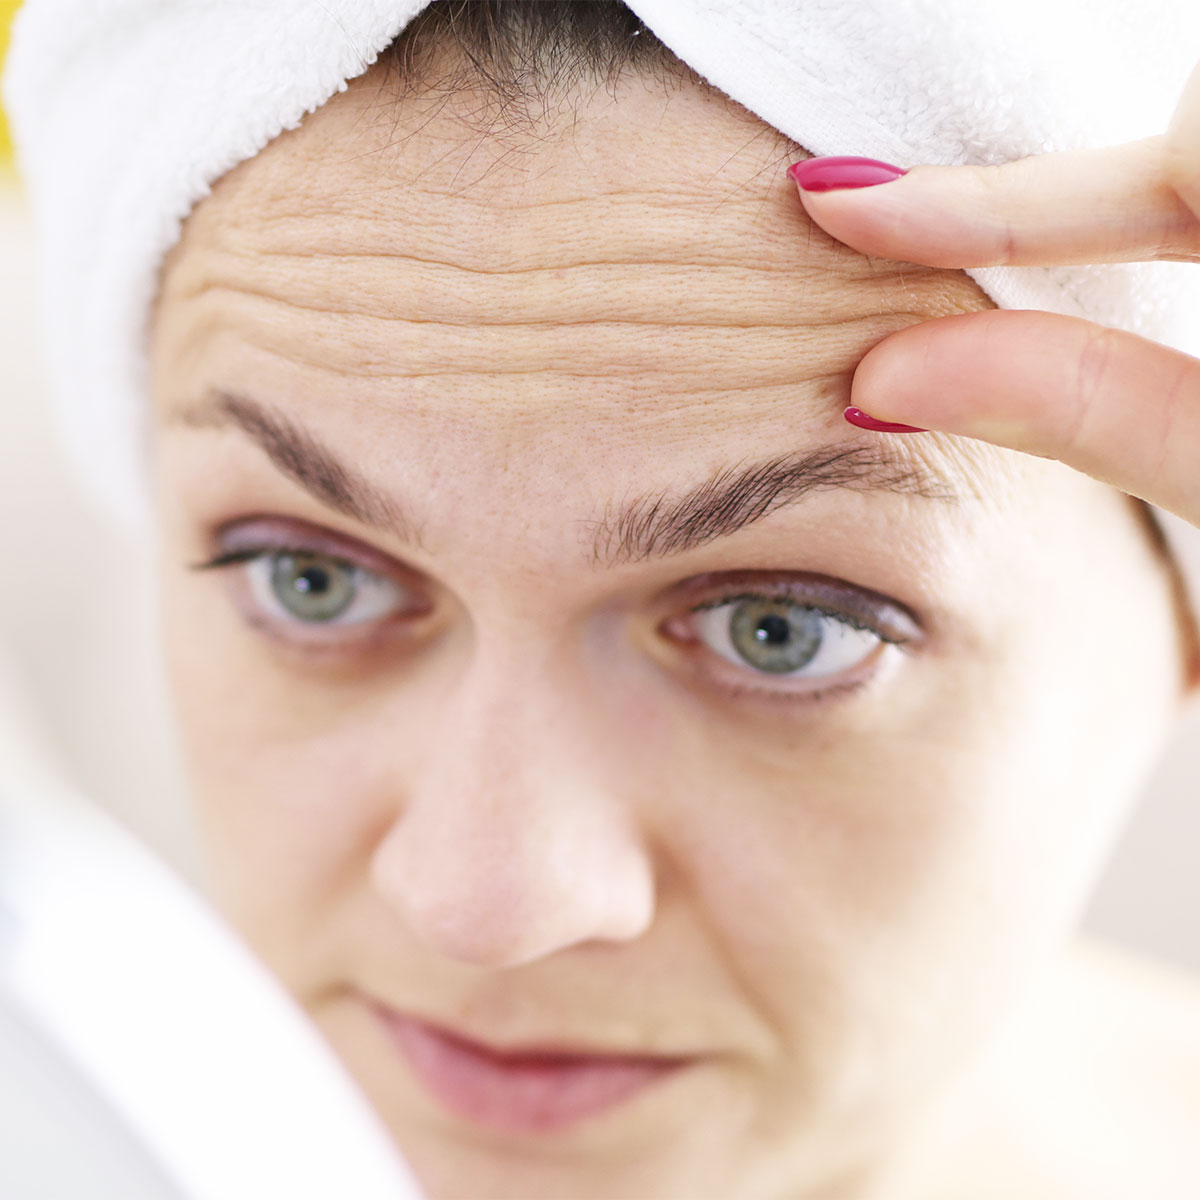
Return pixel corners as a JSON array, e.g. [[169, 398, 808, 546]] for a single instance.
[[368, 1004, 695, 1134]]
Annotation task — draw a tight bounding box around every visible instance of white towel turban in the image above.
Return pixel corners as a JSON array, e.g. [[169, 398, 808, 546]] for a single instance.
[[5, 0, 1200, 642]]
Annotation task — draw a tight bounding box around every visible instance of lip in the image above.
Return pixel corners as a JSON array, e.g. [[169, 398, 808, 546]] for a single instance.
[[367, 1003, 695, 1133]]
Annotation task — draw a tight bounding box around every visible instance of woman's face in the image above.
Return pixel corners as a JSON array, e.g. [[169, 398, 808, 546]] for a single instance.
[[149, 56, 1187, 1200]]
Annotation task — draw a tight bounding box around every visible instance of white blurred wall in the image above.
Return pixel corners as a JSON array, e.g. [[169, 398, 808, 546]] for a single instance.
[[2, 181, 1199, 970]]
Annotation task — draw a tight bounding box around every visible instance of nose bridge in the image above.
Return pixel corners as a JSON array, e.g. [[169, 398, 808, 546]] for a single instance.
[[369, 639, 656, 969]]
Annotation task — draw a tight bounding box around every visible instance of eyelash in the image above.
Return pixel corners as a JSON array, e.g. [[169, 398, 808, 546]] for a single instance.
[[679, 590, 911, 707], [190, 543, 912, 705], [190, 542, 422, 652]]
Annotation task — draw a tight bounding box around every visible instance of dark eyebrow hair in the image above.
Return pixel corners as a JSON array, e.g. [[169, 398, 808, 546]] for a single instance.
[[173, 390, 962, 565], [591, 445, 959, 566], [175, 390, 417, 541]]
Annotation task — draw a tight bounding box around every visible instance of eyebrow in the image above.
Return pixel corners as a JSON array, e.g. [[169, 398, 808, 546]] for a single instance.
[[173, 390, 963, 567]]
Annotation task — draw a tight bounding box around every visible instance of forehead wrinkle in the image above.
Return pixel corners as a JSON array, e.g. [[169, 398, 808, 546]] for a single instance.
[[163, 273, 930, 390], [182, 190, 885, 280], [164, 218, 918, 343], [173, 264, 911, 330], [164, 107, 978, 354], [175, 99, 897, 288], [163, 170, 979, 375], [160, 231, 957, 395]]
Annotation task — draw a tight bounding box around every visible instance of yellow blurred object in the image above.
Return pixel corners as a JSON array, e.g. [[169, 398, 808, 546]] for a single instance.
[[0, 1, 22, 167]]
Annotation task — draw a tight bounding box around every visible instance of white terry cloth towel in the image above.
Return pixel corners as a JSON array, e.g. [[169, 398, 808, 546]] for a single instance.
[[0, 653, 426, 1200], [4, 0, 1200, 637]]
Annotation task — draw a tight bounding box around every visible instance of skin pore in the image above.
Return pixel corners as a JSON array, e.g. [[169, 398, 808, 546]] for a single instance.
[[148, 48, 1191, 1200]]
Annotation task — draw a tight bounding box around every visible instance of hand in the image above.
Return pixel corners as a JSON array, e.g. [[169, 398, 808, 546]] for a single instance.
[[789, 58, 1200, 530]]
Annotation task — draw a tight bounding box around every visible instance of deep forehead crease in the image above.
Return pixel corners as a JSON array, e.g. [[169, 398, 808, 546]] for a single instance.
[[188, 177, 873, 283], [171, 391, 974, 568], [167, 196, 919, 353]]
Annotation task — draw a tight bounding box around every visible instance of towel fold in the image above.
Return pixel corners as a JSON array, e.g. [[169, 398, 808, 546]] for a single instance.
[[4, 0, 1200, 642]]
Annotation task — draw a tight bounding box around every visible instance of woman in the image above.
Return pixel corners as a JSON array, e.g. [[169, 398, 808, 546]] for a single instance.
[[6, 1, 1200, 1196]]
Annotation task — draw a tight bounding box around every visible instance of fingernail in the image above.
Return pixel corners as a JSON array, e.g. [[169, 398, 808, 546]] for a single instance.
[[843, 406, 927, 434], [788, 156, 907, 192]]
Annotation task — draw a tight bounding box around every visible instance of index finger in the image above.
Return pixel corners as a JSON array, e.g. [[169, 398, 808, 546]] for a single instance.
[[847, 308, 1200, 526], [790, 135, 1200, 268]]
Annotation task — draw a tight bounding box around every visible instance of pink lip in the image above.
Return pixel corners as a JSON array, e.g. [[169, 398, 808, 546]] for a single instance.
[[370, 1006, 692, 1133]]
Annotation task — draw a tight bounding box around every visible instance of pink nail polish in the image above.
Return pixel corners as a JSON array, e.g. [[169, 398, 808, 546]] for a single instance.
[[787, 156, 907, 192], [843, 407, 927, 434]]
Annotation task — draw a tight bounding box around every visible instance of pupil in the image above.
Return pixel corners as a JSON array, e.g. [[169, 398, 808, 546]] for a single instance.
[[755, 614, 792, 645], [271, 553, 358, 623], [295, 566, 329, 595]]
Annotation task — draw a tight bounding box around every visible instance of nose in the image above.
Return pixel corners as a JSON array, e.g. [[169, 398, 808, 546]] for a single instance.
[[368, 653, 657, 970]]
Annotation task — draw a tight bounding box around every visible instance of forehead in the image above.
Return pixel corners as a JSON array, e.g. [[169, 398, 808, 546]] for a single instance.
[[151, 56, 1013, 520]]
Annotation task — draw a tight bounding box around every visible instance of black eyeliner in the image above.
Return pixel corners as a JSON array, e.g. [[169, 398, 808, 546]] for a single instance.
[[189, 547, 266, 572], [189, 543, 356, 573], [689, 589, 912, 647]]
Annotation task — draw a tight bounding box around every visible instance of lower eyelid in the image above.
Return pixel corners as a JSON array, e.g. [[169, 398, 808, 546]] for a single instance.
[[232, 592, 430, 660], [702, 644, 897, 709], [714, 675, 872, 707]]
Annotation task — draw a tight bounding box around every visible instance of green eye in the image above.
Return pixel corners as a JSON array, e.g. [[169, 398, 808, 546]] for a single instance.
[[727, 598, 824, 673], [694, 595, 885, 679], [269, 552, 358, 622], [236, 549, 407, 627]]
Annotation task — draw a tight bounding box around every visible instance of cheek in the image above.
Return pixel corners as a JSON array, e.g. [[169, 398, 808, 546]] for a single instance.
[[662, 624, 1150, 1110], [158, 558, 399, 986], [640, 738, 1012, 1135]]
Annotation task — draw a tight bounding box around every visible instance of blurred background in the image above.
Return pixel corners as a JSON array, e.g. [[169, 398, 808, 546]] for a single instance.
[[2, 0, 1199, 972], [0, 1, 11, 162]]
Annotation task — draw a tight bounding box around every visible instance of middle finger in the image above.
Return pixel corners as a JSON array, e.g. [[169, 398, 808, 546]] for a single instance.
[[790, 136, 1200, 269]]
